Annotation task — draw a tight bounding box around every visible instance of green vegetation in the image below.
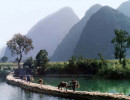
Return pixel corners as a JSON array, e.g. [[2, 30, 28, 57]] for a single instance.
[[1, 58, 130, 79], [35, 49, 49, 75], [6, 33, 34, 68], [23, 57, 34, 69], [0, 65, 12, 77], [0, 63, 18, 66], [5, 29, 130, 80], [47, 57, 130, 79], [0, 56, 8, 63], [98, 59, 130, 79], [111, 29, 130, 67]]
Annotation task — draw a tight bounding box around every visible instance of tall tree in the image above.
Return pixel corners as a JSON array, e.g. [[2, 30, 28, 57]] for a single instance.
[[6, 33, 34, 68], [35, 49, 49, 71], [111, 29, 130, 65]]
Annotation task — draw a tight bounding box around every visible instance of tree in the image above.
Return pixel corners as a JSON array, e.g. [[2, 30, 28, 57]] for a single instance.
[[23, 57, 34, 69], [98, 53, 107, 67], [6, 33, 34, 68], [1, 56, 8, 63], [67, 56, 78, 74], [35, 49, 49, 74], [68, 56, 77, 67], [111, 29, 130, 66]]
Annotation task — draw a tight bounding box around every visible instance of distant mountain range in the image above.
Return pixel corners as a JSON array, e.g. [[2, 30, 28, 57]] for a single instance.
[[4, 7, 79, 60], [52, 1, 130, 61], [74, 6, 130, 59], [118, 0, 130, 17], [26, 7, 79, 58], [51, 4, 102, 61], [3, 0, 130, 61]]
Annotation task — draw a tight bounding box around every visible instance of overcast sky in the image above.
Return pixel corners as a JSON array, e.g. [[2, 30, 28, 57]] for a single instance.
[[0, 0, 128, 49]]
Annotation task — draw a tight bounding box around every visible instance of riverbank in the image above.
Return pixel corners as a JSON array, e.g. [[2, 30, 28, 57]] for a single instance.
[[2, 58, 130, 79], [34, 74, 94, 78], [6, 74, 130, 100], [38, 59, 130, 79]]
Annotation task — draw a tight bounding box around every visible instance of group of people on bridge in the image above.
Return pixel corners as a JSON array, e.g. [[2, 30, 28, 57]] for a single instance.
[[20, 75, 34, 83], [20, 75, 79, 91]]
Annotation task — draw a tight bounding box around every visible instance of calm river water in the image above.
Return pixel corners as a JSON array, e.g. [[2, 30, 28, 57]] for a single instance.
[[1, 77, 130, 100], [0, 78, 71, 100], [34, 77, 130, 95]]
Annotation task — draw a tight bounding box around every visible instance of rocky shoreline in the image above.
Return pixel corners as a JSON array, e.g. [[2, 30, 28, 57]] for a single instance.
[[6, 74, 130, 100]]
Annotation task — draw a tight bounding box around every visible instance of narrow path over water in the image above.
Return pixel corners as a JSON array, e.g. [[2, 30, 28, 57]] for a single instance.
[[34, 77, 130, 95], [0, 78, 71, 100], [6, 75, 130, 100]]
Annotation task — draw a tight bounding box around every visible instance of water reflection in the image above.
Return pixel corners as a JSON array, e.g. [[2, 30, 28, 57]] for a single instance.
[[1, 77, 130, 100], [0, 78, 72, 100], [34, 77, 130, 95], [82, 79, 130, 95]]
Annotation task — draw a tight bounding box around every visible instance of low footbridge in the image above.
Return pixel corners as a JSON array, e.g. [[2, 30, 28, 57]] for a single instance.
[[6, 74, 130, 100]]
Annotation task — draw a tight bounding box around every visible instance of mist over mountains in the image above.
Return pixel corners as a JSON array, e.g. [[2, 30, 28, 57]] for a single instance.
[[118, 0, 130, 17], [4, 7, 79, 60], [26, 7, 79, 58], [52, 1, 130, 61], [74, 6, 130, 59], [3, 0, 130, 61], [51, 4, 102, 61]]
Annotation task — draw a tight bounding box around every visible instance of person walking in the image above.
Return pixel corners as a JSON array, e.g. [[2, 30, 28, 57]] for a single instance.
[[72, 79, 76, 91], [26, 75, 31, 83]]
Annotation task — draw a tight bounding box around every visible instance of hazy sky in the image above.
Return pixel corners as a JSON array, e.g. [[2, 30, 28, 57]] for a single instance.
[[0, 0, 128, 49]]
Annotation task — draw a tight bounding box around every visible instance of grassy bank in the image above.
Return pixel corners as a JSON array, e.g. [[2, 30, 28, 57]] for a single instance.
[[46, 59, 130, 79], [0, 63, 20, 77], [0, 66, 11, 77], [98, 60, 130, 79], [1, 59, 130, 79]]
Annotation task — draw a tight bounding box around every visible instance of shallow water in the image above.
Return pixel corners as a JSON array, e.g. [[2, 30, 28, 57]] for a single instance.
[[0, 78, 72, 100], [34, 77, 130, 95], [1, 77, 130, 100]]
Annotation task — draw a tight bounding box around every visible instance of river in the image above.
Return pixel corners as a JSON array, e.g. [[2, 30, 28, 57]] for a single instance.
[[34, 77, 130, 95], [1, 77, 130, 100], [0, 78, 71, 100]]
